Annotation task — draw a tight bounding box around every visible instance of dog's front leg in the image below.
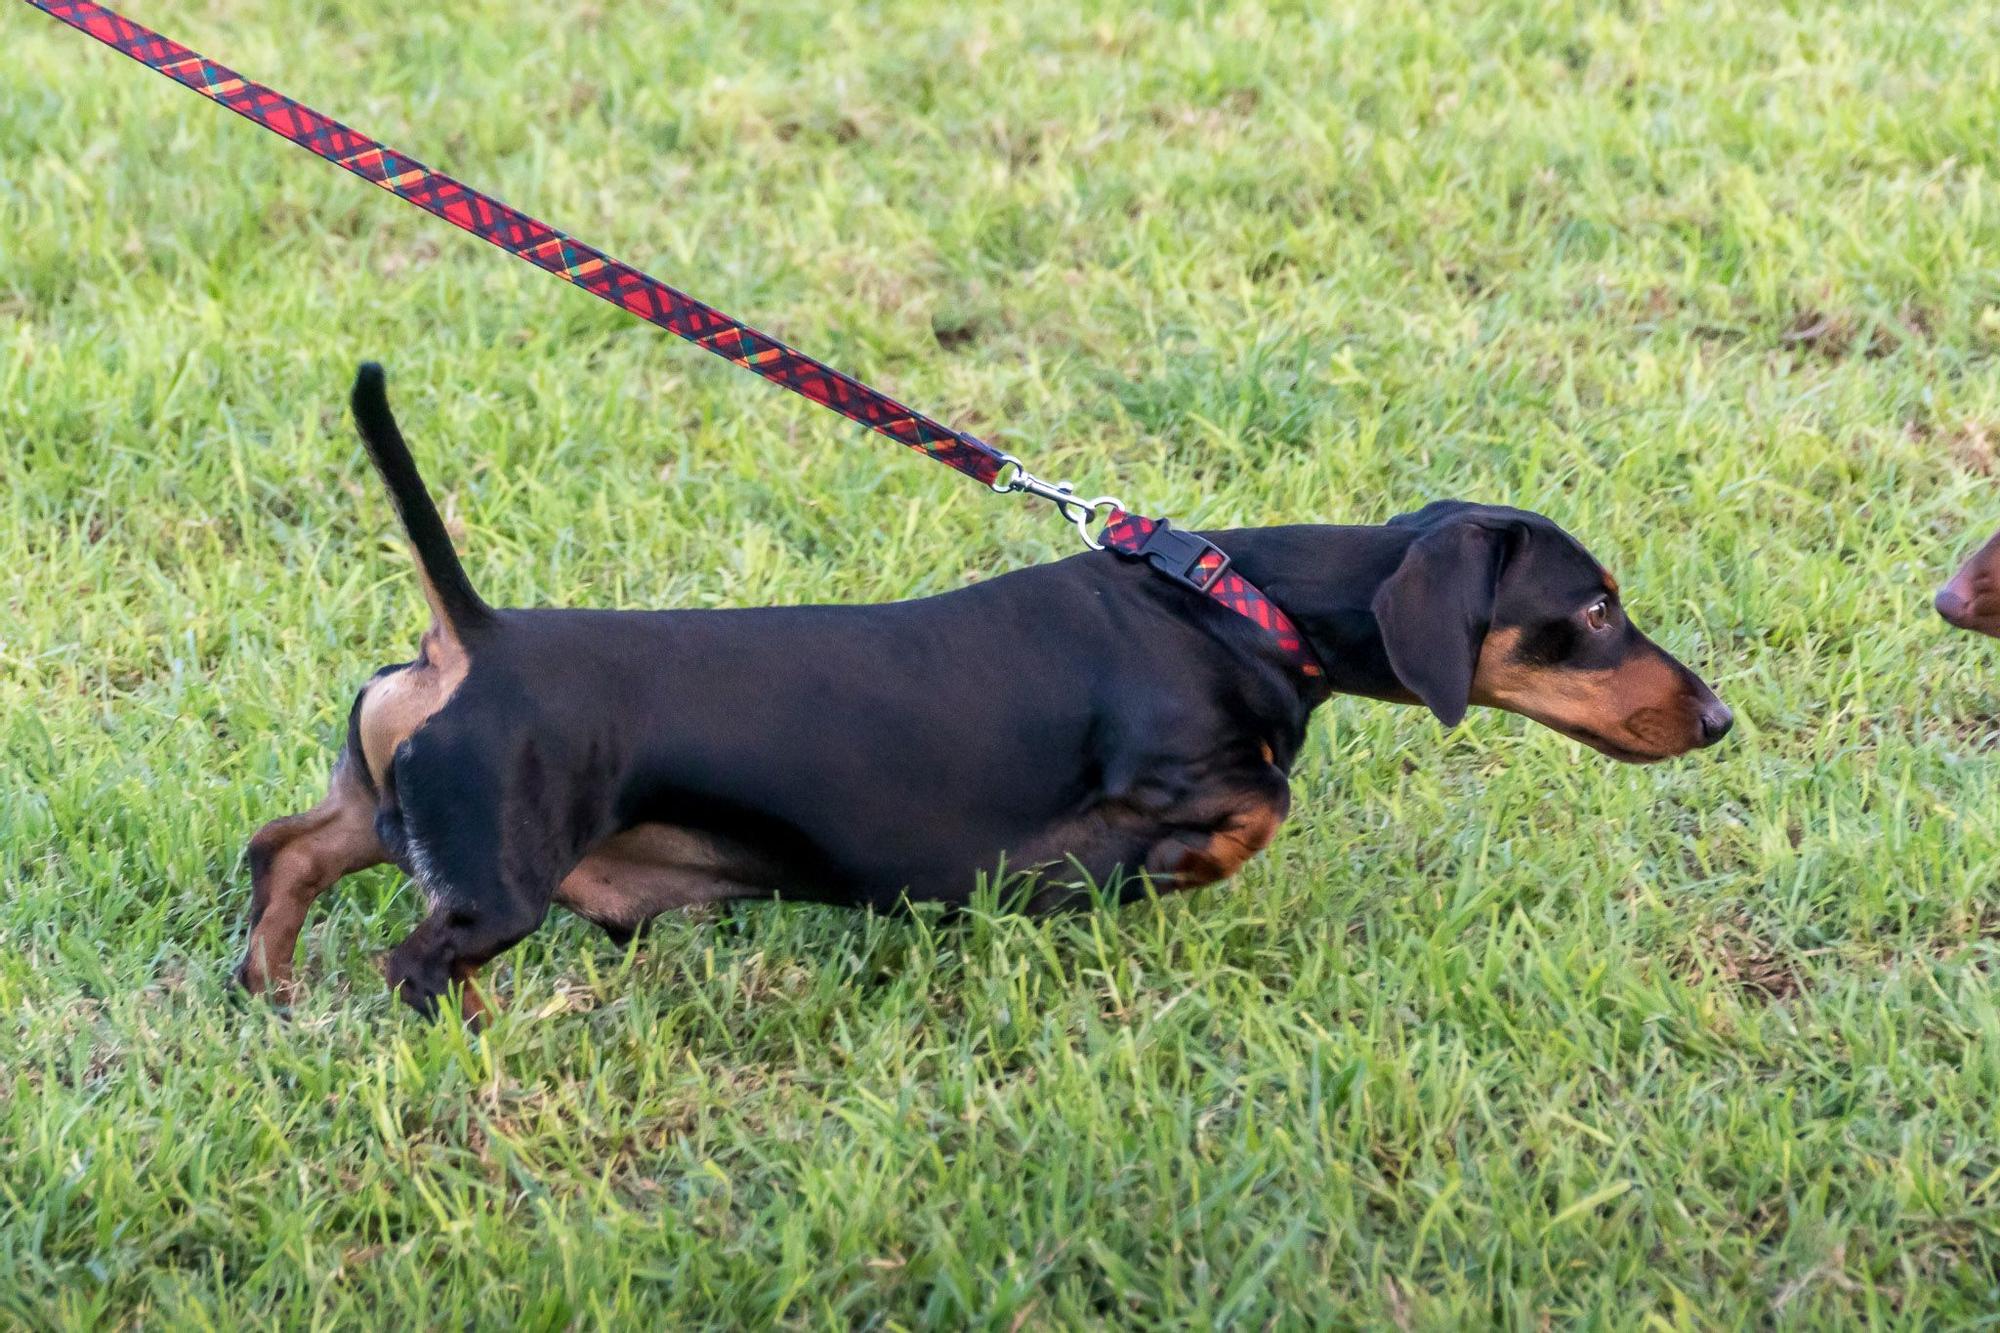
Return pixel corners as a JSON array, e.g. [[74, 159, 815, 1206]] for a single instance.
[[384, 730, 607, 1021], [383, 902, 543, 1023], [1141, 762, 1293, 890]]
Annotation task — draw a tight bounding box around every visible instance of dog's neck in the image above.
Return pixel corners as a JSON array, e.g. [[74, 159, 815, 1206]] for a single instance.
[[1203, 524, 1421, 706]]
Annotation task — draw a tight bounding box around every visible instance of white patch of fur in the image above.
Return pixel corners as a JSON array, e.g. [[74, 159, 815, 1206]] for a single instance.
[[407, 833, 444, 907]]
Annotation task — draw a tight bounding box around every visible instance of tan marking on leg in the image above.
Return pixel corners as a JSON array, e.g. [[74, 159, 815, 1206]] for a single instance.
[[238, 757, 386, 1002], [357, 625, 469, 784], [555, 824, 759, 928], [453, 961, 491, 1025], [1159, 801, 1287, 888]]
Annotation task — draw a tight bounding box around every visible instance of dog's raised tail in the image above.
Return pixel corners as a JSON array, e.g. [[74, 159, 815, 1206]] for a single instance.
[[351, 363, 493, 639]]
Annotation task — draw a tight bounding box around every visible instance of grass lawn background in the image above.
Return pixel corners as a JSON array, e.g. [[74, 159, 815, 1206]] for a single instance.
[[7, 0, 2000, 1324]]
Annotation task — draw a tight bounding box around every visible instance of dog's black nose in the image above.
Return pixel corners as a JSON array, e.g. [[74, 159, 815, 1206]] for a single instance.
[[1698, 701, 1734, 746], [1937, 586, 1973, 627]]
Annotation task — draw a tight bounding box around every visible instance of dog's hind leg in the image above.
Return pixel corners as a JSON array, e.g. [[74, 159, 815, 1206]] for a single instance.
[[235, 755, 388, 1003]]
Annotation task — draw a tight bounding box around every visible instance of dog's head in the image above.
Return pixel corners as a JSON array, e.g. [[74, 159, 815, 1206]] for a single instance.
[[1371, 501, 1731, 762], [1937, 526, 2000, 638]]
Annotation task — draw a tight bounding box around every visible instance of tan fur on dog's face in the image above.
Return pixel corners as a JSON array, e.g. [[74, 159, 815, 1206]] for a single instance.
[[1372, 501, 1732, 761], [1938, 528, 2000, 638], [1470, 623, 1720, 763]]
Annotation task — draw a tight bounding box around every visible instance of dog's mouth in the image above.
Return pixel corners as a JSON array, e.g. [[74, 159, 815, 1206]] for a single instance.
[[1554, 723, 1672, 764]]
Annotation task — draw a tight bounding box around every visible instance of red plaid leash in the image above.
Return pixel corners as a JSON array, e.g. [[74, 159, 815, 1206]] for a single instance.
[[19, 0, 1321, 679]]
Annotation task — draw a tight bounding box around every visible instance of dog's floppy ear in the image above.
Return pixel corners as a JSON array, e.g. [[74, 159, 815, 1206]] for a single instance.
[[1370, 519, 1517, 727]]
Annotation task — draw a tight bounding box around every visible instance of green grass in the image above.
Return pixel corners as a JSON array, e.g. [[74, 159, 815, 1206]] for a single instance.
[[6, 0, 2000, 1324]]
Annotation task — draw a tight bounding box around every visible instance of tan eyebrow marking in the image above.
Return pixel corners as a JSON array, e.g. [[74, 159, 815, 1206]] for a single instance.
[[1601, 569, 1620, 595]]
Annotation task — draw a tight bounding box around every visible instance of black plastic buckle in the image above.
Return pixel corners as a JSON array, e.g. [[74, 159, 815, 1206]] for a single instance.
[[1128, 519, 1231, 593]]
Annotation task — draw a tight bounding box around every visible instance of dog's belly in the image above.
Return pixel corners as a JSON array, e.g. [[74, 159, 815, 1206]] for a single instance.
[[553, 784, 1290, 924], [554, 824, 772, 927]]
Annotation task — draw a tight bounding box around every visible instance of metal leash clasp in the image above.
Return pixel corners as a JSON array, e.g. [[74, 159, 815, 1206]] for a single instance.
[[987, 453, 1123, 551]]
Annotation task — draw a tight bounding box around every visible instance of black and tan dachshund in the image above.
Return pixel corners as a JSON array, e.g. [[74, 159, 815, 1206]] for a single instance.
[[235, 365, 1733, 1018]]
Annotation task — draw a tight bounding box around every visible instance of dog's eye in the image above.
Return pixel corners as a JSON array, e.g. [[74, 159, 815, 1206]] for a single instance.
[[1583, 599, 1611, 632]]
